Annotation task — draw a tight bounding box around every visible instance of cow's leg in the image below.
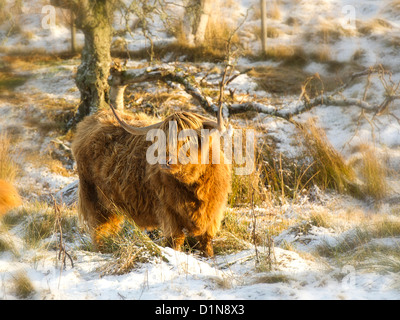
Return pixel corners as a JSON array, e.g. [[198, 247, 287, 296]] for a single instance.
[[165, 232, 185, 252], [93, 214, 124, 250], [172, 233, 185, 251], [78, 177, 123, 251], [197, 233, 214, 257]]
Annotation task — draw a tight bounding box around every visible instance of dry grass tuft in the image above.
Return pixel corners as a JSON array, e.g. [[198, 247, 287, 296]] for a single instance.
[[296, 118, 360, 197], [229, 166, 264, 207], [0, 132, 19, 182], [313, 44, 332, 63], [213, 209, 252, 255], [253, 273, 291, 284], [358, 144, 388, 200], [257, 135, 319, 203], [204, 18, 240, 53], [258, 45, 308, 67], [99, 208, 166, 275], [358, 19, 393, 36], [316, 214, 400, 267], [248, 65, 311, 95], [12, 270, 36, 299], [18, 201, 79, 248], [0, 227, 18, 256], [268, 1, 282, 20]]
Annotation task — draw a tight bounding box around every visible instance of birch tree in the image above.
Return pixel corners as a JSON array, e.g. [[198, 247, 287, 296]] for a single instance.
[[182, 0, 214, 46]]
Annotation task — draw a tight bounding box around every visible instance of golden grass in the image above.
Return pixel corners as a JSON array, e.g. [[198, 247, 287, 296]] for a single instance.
[[296, 118, 360, 196], [251, 0, 282, 21], [23, 152, 71, 178], [99, 207, 166, 275], [0, 132, 19, 182], [229, 165, 264, 206], [358, 145, 388, 200], [256, 135, 324, 203], [213, 209, 252, 255], [0, 72, 29, 92], [358, 19, 393, 36], [12, 270, 36, 299], [115, 41, 227, 63], [0, 225, 18, 256], [268, 1, 282, 20], [204, 17, 240, 53], [251, 25, 284, 41], [313, 44, 332, 63], [117, 16, 241, 63], [253, 273, 291, 284], [16, 201, 79, 248], [257, 45, 308, 66], [316, 214, 400, 263], [0, 54, 65, 72]]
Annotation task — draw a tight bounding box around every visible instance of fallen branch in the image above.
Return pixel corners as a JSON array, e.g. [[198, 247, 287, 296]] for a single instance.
[[109, 63, 400, 121], [109, 63, 219, 114]]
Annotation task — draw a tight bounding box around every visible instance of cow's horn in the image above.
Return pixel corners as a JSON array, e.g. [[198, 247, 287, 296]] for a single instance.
[[109, 103, 161, 135]]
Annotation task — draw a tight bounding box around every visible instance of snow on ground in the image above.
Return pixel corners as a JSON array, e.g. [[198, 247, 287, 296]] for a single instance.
[[1, 0, 400, 300]]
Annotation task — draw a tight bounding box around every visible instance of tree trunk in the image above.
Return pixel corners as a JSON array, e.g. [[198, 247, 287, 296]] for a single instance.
[[183, 0, 213, 46], [70, 10, 76, 54], [260, 0, 267, 55], [194, 0, 212, 45], [51, 0, 114, 125], [73, 1, 113, 123]]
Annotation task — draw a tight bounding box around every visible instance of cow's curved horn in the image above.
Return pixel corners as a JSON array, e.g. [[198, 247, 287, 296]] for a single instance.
[[109, 103, 161, 135], [217, 104, 225, 132], [198, 105, 225, 132]]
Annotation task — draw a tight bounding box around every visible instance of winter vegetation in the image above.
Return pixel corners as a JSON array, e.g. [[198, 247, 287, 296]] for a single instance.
[[1, 0, 400, 300]]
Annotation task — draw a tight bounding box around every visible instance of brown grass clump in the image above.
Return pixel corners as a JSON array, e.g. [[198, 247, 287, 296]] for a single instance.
[[248, 65, 311, 95], [204, 18, 240, 53], [268, 1, 282, 20], [12, 270, 36, 299], [313, 44, 332, 63], [258, 45, 308, 66], [116, 16, 240, 63], [213, 209, 252, 255], [316, 215, 400, 272], [296, 119, 360, 196], [99, 209, 166, 275], [0, 133, 19, 182], [358, 19, 393, 36], [358, 144, 388, 200]]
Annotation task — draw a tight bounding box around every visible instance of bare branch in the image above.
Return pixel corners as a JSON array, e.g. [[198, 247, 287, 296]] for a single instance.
[[109, 64, 219, 114], [109, 63, 400, 122]]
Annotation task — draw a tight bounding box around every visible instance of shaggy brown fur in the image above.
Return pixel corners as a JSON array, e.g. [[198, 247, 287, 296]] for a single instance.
[[0, 179, 22, 216], [72, 110, 231, 256]]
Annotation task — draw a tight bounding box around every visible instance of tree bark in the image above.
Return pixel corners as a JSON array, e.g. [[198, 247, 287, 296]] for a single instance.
[[51, 0, 114, 125], [194, 0, 212, 45], [70, 10, 76, 54], [74, 1, 113, 123], [183, 0, 213, 46], [260, 0, 268, 55]]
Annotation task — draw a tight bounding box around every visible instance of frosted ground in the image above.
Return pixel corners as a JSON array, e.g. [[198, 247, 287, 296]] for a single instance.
[[1, 0, 400, 300]]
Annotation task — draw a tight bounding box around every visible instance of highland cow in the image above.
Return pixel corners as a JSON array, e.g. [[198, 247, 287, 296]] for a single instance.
[[0, 179, 22, 216], [71, 106, 231, 256]]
